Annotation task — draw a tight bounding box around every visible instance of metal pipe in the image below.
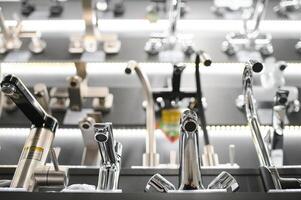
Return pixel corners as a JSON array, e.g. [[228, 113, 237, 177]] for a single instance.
[[125, 60, 159, 167], [178, 110, 204, 190]]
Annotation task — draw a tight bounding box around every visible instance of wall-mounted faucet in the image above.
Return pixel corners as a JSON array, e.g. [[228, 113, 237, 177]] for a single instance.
[[0, 7, 46, 54], [69, 0, 121, 55], [125, 60, 159, 167], [241, 60, 301, 191], [0, 75, 67, 192], [221, 0, 273, 61], [49, 62, 113, 124], [94, 123, 122, 191], [145, 110, 239, 193]]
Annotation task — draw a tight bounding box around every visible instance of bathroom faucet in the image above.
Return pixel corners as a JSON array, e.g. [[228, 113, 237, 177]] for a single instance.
[[242, 60, 301, 191], [0, 75, 67, 191], [0, 7, 46, 54], [69, 0, 121, 55], [94, 123, 122, 191], [222, 0, 273, 59], [145, 110, 239, 192], [144, 0, 194, 58], [125, 60, 159, 167]]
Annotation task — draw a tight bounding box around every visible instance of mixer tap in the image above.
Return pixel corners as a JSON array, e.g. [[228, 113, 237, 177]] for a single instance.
[[94, 123, 122, 191], [145, 110, 239, 193], [241, 60, 301, 191], [0, 75, 67, 191]]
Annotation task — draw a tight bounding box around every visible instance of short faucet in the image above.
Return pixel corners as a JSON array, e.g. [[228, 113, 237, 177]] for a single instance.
[[145, 110, 239, 193], [0, 75, 67, 191], [125, 60, 159, 167], [94, 123, 122, 191]]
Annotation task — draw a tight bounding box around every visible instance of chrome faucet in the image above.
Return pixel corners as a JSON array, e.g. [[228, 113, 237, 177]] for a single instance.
[[0, 7, 46, 54], [222, 0, 273, 59], [178, 110, 204, 190], [94, 123, 122, 191], [125, 61, 159, 167], [241, 60, 301, 191], [145, 110, 239, 193], [144, 0, 194, 57], [69, 0, 121, 54]]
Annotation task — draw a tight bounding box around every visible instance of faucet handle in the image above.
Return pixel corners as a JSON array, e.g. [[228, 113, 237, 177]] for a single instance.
[[145, 173, 176, 193], [207, 171, 239, 192]]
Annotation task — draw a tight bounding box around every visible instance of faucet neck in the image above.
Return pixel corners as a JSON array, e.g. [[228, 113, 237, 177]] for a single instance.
[[178, 110, 204, 190]]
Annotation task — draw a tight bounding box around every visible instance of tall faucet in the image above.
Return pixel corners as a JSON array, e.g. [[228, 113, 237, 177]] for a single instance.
[[125, 60, 159, 167], [242, 60, 301, 191], [0, 75, 67, 191], [94, 123, 122, 191], [178, 110, 204, 189], [145, 110, 239, 192]]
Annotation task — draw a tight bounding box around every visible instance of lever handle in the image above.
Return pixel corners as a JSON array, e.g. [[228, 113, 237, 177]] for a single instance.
[[145, 173, 176, 193], [172, 64, 185, 93], [0, 75, 57, 131]]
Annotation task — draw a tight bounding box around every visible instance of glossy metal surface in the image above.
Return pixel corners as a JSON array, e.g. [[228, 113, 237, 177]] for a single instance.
[[178, 110, 204, 190], [94, 123, 122, 191], [242, 60, 282, 189]]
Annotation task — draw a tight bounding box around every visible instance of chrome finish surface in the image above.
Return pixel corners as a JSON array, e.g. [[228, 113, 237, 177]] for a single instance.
[[242, 60, 282, 189], [270, 90, 288, 166], [125, 61, 159, 167], [145, 173, 176, 192], [207, 171, 239, 192], [94, 123, 122, 191], [178, 110, 204, 190]]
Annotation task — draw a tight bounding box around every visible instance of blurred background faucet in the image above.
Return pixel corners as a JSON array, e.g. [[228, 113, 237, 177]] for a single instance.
[[221, 0, 273, 61], [69, 0, 121, 57], [0, 7, 46, 54], [144, 0, 194, 62]]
